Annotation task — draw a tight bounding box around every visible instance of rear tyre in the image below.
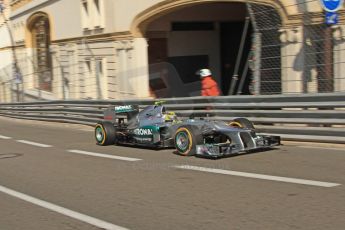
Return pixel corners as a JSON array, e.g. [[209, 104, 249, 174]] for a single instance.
[[95, 122, 116, 146], [228, 118, 255, 129], [174, 126, 203, 156]]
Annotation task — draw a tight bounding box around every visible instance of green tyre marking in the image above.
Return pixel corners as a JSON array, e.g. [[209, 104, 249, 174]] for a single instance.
[[175, 131, 189, 153], [95, 126, 104, 143]]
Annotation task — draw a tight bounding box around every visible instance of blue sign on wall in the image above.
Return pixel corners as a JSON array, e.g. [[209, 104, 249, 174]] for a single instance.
[[325, 11, 339, 25], [320, 0, 344, 12]]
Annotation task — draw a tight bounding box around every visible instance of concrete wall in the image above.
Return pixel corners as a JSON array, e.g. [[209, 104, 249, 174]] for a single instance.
[[0, 24, 14, 102], [10, 0, 82, 41], [334, 25, 345, 92], [0, 24, 12, 47], [0, 2, 13, 74]]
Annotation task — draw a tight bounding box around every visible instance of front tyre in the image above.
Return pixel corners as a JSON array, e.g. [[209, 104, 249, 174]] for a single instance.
[[228, 118, 255, 129], [174, 126, 202, 156], [95, 122, 116, 146]]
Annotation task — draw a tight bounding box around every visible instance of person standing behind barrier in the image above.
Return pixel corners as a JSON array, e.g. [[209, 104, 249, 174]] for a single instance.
[[196, 69, 221, 96]]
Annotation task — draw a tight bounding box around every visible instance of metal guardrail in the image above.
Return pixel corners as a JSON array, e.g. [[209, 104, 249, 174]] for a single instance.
[[0, 93, 345, 144]]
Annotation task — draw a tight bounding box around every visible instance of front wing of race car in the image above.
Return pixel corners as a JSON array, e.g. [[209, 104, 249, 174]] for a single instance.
[[195, 131, 281, 158]]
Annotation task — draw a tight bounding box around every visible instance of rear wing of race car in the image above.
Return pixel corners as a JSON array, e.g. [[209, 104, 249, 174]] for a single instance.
[[103, 105, 139, 123], [114, 105, 139, 114]]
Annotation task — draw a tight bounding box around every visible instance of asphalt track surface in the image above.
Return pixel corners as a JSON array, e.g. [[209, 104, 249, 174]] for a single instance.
[[0, 117, 344, 230]]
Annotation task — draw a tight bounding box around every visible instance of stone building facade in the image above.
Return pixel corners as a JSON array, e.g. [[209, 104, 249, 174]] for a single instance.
[[0, 0, 344, 102]]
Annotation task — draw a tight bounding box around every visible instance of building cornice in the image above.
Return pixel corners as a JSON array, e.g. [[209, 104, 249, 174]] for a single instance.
[[50, 31, 134, 45], [10, 0, 33, 11], [0, 44, 24, 51], [0, 46, 13, 51], [284, 9, 345, 27], [10, 0, 56, 20]]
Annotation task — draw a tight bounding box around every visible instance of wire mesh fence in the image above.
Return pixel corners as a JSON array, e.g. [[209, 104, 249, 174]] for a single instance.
[[249, 1, 345, 95], [0, 0, 345, 103]]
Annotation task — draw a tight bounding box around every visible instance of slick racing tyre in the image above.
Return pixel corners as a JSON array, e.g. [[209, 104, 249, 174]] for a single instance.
[[228, 118, 255, 130], [174, 126, 203, 156], [95, 122, 116, 146]]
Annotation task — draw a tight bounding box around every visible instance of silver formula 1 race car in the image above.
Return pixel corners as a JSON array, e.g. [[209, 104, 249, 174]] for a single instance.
[[95, 103, 280, 158]]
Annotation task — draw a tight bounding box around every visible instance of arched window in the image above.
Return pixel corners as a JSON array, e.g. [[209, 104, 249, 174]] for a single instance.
[[30, 14, 52, 92]]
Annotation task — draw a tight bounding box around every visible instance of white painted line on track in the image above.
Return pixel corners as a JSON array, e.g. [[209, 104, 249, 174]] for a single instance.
[[78, 129, 93, 132], [0, 135, 12, 139], [174, 165, 341, 188], [0, 185, 129, 230], [16, 140, 52, 148], [297, 146, 345, 152], [68, 150, 142, 162]]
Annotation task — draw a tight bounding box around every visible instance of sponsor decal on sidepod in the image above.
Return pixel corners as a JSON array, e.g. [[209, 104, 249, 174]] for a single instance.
[[134, 128, 153, 136]]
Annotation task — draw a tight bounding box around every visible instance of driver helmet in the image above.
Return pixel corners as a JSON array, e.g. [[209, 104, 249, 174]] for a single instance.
[[164, 111, 177, 122], [196, 69, 212, 78]]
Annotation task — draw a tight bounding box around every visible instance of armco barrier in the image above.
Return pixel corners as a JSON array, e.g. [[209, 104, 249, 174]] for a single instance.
[[0, 93, 345, 144]]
